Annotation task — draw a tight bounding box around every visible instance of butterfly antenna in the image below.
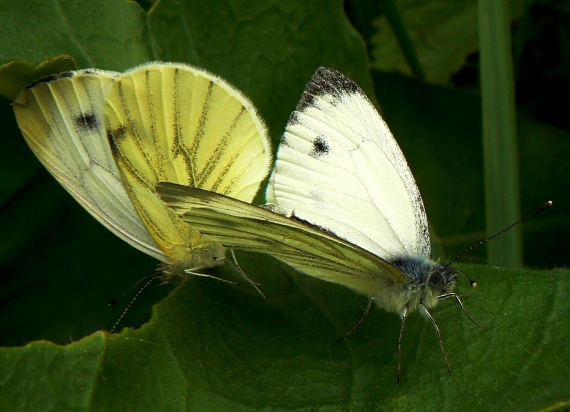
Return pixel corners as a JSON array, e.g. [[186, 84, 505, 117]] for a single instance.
[[109, 272, 160, 333], [455, 268, 478, 288], [108, 272, 159, 306], [444, 201, 553, 272], [438, 292, 487, 329]]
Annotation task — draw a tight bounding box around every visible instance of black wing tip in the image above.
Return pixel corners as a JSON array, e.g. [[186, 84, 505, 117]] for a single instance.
[[27, 71, 75, 89], [296, 67, 362, 112]]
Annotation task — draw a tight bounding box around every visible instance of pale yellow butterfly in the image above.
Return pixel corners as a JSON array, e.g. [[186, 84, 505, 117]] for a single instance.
[[13, 62, 272, 295]]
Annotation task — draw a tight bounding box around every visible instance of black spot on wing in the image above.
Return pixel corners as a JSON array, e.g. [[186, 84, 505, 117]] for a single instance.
[[27, 71, 74, 88], [297, 67, 361, 112], [107, 126, 128, 156], [111, 125, 127, 141], [309, 136, 329, 157], [107, 129, 117, 156], [74, 113, 99, 131]]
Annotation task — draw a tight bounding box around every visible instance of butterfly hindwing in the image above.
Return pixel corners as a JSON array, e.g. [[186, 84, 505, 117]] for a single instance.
[[106, 62, 272, 266], [13, 69, 166, 261]]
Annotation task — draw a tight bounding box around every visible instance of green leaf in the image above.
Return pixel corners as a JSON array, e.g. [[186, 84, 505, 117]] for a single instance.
[[2, 264, 569, 410], [370, 0, 529, 83], [0, 58, 76, 101], [1, 333, 106, 411], [0, 0, 151, 72], [0, 0, 568, 410]]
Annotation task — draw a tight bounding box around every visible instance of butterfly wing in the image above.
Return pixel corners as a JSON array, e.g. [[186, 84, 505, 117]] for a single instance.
[[106, 63, 272, 266], [266, 67, 430, 260], [13, 70, 166, 261], [157, 182, 408, 305]]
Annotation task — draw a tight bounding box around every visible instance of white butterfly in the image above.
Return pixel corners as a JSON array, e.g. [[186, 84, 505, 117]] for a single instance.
[[13, 63, 272, 295], [157, 67, 482, 378]]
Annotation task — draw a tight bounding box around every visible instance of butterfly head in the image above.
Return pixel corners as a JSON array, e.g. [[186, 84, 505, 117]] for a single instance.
[[389, 255, 458, 312], [156, 241, 227, 282]]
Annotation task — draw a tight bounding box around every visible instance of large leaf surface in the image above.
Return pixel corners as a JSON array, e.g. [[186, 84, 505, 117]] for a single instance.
[[2, 264, 569, 410], [370, 0, 528, 83], [0, 0, 568, 410]]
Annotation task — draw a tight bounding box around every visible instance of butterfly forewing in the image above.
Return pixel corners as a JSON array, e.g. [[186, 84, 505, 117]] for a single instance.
[[267, 67, 430, 260], [13, 70, 166, 261], [157, 183, 408, 304]]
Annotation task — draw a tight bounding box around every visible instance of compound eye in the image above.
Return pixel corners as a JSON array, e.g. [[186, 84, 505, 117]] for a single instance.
[[428, 271, 444, 289]]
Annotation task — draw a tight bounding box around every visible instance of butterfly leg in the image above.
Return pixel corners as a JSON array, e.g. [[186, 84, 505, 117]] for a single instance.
[[337, 299, 375, 341], [397, 309, 407, 382], [420, 304, 451, 374], [225, 249, 266, 299], [438, 292, 486, 329], [183, 268, 238, 285]]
